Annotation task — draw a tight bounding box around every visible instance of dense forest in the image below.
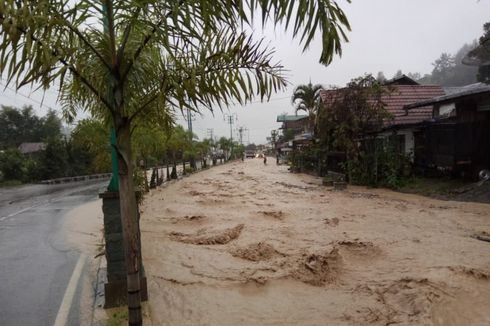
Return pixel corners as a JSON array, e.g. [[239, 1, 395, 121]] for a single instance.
[[378, 22, 490, 86], [0, 105, 232, 185]]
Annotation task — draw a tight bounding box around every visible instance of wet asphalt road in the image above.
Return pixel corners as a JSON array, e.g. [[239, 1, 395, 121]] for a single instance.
[[0, 180, 107, 326]]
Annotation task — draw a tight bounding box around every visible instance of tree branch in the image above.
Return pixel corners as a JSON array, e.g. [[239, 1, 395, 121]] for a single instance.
[[117, 7, 142, 62], [121, 0, 184, 83], [104, 0, 118, 67], [0, 14, 113, 112], [128, 61, 284, 123], [54, 13, 112, 72]]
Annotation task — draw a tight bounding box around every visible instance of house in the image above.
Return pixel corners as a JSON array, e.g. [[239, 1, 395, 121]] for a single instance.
[[276, 114, 312, 152], [319, 83, 446, 159], [384, 74, 420, 86], [404, 83, 490, 178], [377, 84, 446, 157], [18, 142, 46, 155], [276, 114, 310, 134]]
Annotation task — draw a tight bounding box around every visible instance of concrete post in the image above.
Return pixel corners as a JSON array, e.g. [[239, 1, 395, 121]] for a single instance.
[[99, 191, 148, 308]]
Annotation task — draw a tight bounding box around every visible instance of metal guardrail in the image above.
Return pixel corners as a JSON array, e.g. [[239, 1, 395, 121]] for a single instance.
[[40, 158, 230, 186], [40, 173, 112, 185]]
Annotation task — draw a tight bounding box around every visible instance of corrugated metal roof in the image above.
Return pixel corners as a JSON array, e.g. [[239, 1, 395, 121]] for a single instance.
[[405, 83, 490, 109], [276, 114, 308, 122]]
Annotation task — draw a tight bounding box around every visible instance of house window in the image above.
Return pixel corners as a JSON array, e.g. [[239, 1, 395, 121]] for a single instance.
[[387, 134, 405, 154], [477, 99, 490, 111], [436, 102, 456, 118]]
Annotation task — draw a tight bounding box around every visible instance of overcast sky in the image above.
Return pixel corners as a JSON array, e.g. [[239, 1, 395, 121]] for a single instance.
[[1, 0, 489, 143]]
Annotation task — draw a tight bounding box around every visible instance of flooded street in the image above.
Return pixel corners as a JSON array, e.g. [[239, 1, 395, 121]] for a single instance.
[[141, 159, 490, 325]]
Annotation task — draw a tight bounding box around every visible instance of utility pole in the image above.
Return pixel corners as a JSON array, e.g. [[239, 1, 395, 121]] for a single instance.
[[185, 104, 196, 168], [207, 128, 214, 140], [224, 113, 238, 159], [237, 126, 248, 145], [271, 129, 278, 164], [271, 130, 278, 147], [185, 106, 195, 135]]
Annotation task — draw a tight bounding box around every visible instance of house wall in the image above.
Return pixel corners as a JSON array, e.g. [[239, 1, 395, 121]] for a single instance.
[[378, 128, 415, 160], [423, 93, 490, 177], [282, 118, 310, 131]]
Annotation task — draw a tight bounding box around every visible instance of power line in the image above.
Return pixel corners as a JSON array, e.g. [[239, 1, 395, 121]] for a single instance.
[[231, 95, 291, 106], [0, 81, 58, 111]]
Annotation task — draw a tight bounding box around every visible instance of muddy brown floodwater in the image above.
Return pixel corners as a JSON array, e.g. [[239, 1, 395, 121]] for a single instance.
[[140, 158, 490, 326]]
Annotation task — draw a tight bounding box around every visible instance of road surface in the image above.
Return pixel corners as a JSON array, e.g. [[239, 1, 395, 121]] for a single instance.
[[0, 180, 107, 326]]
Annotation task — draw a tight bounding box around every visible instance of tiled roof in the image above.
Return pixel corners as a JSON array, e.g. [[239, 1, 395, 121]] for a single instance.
[[320, 85, 445, 127], [381, 85, 445, 126], [276, 114, 308, 122]]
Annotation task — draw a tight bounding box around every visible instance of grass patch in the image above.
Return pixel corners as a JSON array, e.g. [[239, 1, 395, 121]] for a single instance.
[[398, 177, 469, 197], [0, 179, 23, 187], [106, 310, 128, 326]]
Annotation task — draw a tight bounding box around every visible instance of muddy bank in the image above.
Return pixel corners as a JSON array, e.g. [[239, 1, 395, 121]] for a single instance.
[[141, 159, 490, 325]]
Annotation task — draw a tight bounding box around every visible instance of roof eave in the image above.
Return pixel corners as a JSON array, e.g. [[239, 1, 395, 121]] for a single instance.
[[404, 87, 490, 110]]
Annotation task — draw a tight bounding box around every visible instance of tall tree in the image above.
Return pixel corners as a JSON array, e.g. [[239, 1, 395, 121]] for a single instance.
[[317, 75, 392, 157], [71, 119, 111, 173], [451, 42, 478, 85], [291, 81, 325, 132], [0, 1, 351, 323], [39, 110, 62, 141], [393, 70, 404, 79], [464, 22, 490, 73], [431, 53, 456, 85], [0, 105, 42, 148]]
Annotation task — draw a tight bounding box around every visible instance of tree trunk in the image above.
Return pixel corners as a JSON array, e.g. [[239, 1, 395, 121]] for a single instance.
[[171, 152, 177, 179], [143, 158, 149, 192], [166, 162, 170, 181], [115, 117, 142, 326]]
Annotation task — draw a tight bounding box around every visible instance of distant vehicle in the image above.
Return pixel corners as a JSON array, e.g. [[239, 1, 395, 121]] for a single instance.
[[245, 150, 255, 158]]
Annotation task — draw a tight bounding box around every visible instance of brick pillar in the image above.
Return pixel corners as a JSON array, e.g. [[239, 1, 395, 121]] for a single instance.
[[99, 191, 148, 308]]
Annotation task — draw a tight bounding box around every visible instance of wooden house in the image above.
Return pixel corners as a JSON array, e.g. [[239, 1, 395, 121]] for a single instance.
[[404, 83, 490, 178]]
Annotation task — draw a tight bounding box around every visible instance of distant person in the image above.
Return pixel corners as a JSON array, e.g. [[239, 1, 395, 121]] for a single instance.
[[263, 155, 267, 165]]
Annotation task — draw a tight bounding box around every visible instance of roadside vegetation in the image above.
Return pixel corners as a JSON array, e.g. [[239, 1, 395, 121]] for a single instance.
[[0, 105, 236, 186]]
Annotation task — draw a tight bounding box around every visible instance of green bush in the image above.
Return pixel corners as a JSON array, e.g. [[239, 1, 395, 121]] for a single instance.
[[346, 138, 412, 189], [0, 148, 26, 181]]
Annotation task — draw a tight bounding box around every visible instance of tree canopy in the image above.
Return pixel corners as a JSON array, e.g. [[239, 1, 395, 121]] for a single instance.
[[291, 82, 325, 117], [317, 75, 392, 155], [0, 105, 62, 148]]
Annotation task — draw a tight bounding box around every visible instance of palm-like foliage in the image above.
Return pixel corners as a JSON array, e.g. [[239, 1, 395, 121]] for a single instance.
[[291, 82, 325, 119], [0, 1, 350, 323]]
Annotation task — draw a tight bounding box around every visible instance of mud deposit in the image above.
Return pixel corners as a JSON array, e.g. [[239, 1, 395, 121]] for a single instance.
[[141, 159, 490, 325]]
